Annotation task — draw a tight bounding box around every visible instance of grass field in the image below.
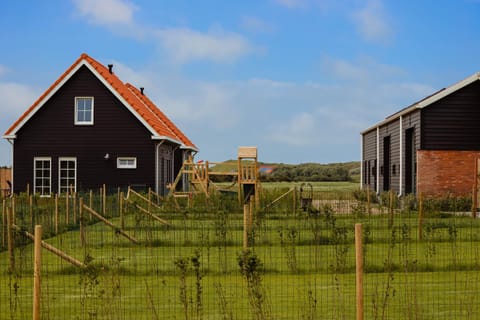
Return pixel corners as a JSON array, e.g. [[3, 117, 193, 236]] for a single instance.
[[1, 184, 480, 319]]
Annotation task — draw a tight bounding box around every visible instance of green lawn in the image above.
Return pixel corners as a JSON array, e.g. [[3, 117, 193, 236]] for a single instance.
[[1, 191, 480, 319]]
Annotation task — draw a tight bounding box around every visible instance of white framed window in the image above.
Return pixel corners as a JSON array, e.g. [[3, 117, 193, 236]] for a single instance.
[[117, 157, 137, 169], [75, 97, 94, 125], [59, 157, 77, 194], [34, 157, 51, 196]]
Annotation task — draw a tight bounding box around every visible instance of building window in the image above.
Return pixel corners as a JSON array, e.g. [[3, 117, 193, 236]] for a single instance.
[[34, 157, 51, 196], [117, 157, 137, 169], [59, 157, 77, 194], [75, 97, 94, 125]]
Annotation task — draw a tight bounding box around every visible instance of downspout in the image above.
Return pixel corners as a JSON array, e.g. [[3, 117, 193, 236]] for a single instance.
[[399, 116, 403, 196], [155, 141, 165, 194], [360, 134, 364, 189], [376, 127, 380, 193], [172, 145, 180, 189], [8, 139, 14, 195]]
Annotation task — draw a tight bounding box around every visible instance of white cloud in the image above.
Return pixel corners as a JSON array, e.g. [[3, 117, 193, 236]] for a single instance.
[[352, 0, 393, 44], [240, 16, 275, 34], [155, 27, 255, 64], [0, 65, 8, 77], [321, 55, 405, 82], [72, 0, 137, 26], [0, 81, 39, 165], [0, 82, 39, 118], [272, 0, 306, 9], [72, 0, 256, 64], [268, 112, 317, 146], [106, 55, 435, 162]]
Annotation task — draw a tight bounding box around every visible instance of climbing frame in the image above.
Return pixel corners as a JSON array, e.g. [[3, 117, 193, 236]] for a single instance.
[[169, 146, 260, 205]]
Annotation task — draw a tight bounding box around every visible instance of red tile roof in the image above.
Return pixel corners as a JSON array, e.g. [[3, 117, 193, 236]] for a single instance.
[[4, 53, 197, 151]]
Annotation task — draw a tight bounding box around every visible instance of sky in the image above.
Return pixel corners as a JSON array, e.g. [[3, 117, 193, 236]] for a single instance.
[[1, 0, 480, 166]]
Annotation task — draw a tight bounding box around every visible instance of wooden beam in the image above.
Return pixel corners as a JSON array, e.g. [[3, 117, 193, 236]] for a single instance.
[[126, 199, 170, 226], [12, 224, 86, 268], [82, 205, 138, 244], [33, 225, 42, 320]]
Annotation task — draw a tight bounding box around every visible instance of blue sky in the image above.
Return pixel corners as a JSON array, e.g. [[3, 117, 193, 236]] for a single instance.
[[1, 0, 480, 166]]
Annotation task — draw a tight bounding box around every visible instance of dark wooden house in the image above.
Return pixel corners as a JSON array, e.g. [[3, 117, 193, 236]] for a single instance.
[[3, 53, 197, 196], [361, 72, 480, 197]]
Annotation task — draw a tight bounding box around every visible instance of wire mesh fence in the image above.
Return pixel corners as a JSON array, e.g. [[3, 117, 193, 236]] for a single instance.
[[1, 186, 480, 319]]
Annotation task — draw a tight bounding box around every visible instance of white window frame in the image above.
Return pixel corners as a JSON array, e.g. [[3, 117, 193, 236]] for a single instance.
[[74, 97, 94, 125], [34, 157, 52, 197], [117, 157, 137, 169], [58, 157, 77, 194]]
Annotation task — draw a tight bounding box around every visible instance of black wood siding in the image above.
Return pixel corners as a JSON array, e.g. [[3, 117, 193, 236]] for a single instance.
[[422, 80, 480, 150], [13, 66, 158, 193], [362, 129, 377, 191]]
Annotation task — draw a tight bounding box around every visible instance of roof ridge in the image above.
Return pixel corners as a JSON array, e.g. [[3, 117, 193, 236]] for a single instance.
[[125, 84, 178, 138], [4, 55, 86, 136], [125, 83, 197, 149], [4, 53, 196, 151]]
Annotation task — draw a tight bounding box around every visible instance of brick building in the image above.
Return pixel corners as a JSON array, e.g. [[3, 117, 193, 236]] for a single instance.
[[361, 72, 480, 197]]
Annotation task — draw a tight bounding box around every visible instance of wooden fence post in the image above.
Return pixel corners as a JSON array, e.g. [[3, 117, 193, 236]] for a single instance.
[[33, 225, 42, 320], [293, 186, 297, 214], [355, 223, 364, 320], [7, 206, 15, 272], [89, 190, 93, 221], [120, 192, 124, 230], [148, 187, 152, 213], [249, 196, 254, 227], [73, 192, 77, 224], [243, 203, 249, 249], [2, 199, 6, 247], [388, 190, 394, 228], [102, 184, 106, 215], [54, 194, 59, 234], [80, 198, 85, 247], [418, 192, 424, 240], [367, 187, 371, 215], [29, 195, 34, 229], [65, 190, 69, 225], [12, 196, 16, 224], [472, 185, 477, 219]]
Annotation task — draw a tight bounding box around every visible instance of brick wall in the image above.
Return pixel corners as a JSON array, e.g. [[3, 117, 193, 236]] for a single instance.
[[417, 150, 480, 197], [0, 167, 12, 197]]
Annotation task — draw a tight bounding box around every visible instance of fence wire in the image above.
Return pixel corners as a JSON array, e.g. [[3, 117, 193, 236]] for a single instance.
[[1, 187, 480, 319]]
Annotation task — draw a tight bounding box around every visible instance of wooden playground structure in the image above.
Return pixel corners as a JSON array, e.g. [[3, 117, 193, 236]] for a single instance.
[[168, 146, 260, 205]]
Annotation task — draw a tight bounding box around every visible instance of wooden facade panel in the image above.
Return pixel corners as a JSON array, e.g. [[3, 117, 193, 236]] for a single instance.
[[422, 80, 480, 150], [13, 66, 157, 193], [400, 110, 421, 194], [362, 130, 377, 190]]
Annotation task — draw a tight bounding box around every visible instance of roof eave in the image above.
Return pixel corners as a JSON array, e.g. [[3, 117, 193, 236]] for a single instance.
[[361, 71, 480, 135], [151, 135, 183, 145], [4, 60, 86, 137], [2, 135, 16, 140], [180, 145, 199, 152], [360, 106, 421, 135]]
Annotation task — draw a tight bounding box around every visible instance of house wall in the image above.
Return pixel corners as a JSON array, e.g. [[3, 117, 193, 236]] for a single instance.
[[13, 66, 157, 194], [378, 119, 400, 193], [417, 150, 480, 197], [422, 80, 480, 150], [362, 109, 422, 195], [400, 111, 421, 194], [362, 129, 377, 191]]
